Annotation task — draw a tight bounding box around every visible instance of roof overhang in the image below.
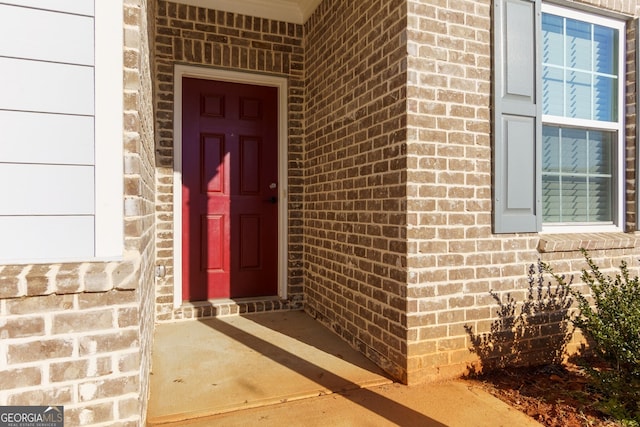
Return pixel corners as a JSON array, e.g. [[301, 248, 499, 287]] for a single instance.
[[175, 0, 322, 24]]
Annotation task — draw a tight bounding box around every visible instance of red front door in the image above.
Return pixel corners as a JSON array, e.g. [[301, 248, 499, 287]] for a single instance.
[[182, 77, 279, 300]]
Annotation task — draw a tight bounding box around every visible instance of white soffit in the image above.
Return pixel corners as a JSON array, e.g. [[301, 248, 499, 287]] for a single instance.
[[175, 0, 322, 24]]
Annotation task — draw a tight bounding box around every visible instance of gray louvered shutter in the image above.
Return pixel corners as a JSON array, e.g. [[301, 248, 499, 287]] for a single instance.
[[493, 0, 542, 233]]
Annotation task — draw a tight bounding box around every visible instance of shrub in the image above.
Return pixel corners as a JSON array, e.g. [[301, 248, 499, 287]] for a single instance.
[[571, 249, 640, 376], [558, 249, 640, 423], [465, 260, 573, 372]]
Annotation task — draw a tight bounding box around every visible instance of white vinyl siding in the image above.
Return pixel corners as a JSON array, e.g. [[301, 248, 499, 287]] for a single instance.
[[0, 0, 122, 263], [0, 57, 94, 115], [0, 164, 95, 215], [0, 217, 95, 260], [0, 111, 94, 165], [0, 4, 94, 65]]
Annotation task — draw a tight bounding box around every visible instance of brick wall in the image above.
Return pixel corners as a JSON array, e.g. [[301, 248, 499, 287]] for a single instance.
[[126, 0, 157, 424], [148, 0, 640, 387], [0, 291, 141, 425], [149, 0, 640, 387], [153, 1, 305, 321], [0, 0, 156, 424], [405, 0, 640, 383], [303, 0, 410, 382]]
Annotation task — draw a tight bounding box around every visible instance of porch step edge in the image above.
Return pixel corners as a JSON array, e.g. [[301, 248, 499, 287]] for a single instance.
[[159, 297, 305, 322], [146, 378, 394, 426]]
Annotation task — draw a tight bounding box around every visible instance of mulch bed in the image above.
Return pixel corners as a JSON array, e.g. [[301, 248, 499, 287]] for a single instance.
[[466, 364, 621, 427]]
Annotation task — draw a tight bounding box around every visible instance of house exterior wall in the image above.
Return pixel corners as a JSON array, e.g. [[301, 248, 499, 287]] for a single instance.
[[303, 0, 410, 382], [153, 1, 306, 321], [3, 3, 638, 424], [127, 0, 157, 423], [405, 0, 640, 383], [0, 0, 156, 424]]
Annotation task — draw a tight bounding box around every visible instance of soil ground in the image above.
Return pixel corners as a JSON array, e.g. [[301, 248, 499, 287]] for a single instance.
[[467, 363, 622, 427]]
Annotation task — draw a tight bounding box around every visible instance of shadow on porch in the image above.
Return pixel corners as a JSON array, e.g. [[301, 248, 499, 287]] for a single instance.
[[146, 310, 398, 425], [146, 310, 543, 427]]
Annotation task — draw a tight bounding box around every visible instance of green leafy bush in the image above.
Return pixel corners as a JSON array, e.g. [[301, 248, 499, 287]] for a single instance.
[[559, 249, 640, 423], [572, 249, 640, 375]]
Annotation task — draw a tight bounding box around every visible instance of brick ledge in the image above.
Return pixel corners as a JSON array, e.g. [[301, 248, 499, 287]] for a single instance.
[[537, 232, 638, 253]]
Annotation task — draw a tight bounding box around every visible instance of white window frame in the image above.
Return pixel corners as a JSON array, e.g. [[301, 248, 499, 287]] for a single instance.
[[540, 3, 625, 234]]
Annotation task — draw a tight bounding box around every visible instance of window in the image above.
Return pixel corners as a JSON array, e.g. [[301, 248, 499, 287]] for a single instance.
[[541, 5, 624, 230], [0, 0, 123, 263], [493, 0, 626, 233]]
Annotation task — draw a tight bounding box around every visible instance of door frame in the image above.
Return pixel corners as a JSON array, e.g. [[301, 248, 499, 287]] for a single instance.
[[172, 65, 289, 308]]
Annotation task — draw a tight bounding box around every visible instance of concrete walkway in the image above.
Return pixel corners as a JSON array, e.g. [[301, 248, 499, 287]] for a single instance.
[[147, 311, 540, 426]]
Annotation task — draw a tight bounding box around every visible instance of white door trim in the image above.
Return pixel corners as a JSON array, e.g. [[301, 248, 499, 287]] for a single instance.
[[173, 65, 289, 308]]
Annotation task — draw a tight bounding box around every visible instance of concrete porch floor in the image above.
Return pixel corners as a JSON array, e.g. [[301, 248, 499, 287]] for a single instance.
[[147, 310, 393, 425], [147, 310, 541, 426]]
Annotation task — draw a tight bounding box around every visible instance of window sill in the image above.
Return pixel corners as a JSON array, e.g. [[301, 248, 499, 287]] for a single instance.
[[537, 232, 639, 253]]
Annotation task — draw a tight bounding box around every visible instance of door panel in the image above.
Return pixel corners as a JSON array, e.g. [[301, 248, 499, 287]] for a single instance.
[[201, 134, 224, 193], [203, 215, 224, 271], [240, 136, 261, 194], [182, 77, 278, 300], [239, 215, 260, 268]]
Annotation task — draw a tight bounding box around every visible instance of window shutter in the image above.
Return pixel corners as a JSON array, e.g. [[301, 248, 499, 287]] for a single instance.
[[493, 0, 542, 233]]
